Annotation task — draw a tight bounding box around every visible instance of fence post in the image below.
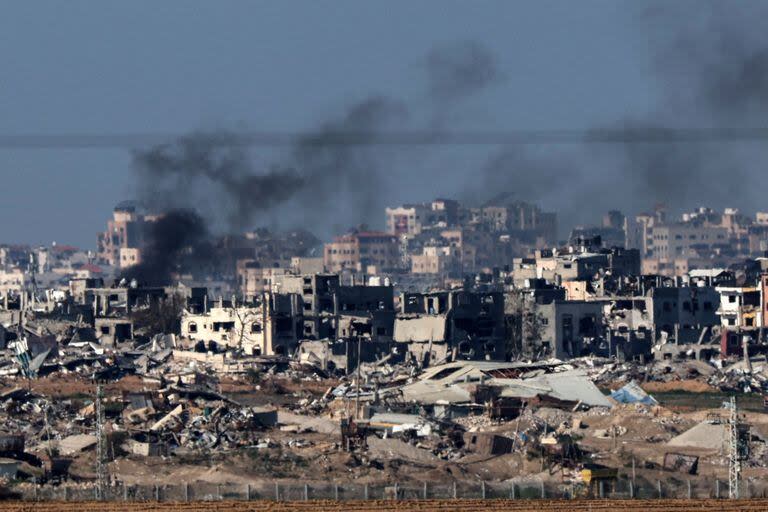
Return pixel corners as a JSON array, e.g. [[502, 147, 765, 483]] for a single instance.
[[423, 481, 428, 500], [274, 482, 279, 501], [33, 479, 38, 501], [335, 483, 339, 500], [304, 484, 308, 501], [246, 484, 251, 501], [481, 481, 486, 499], [745, 479, 750, 499], [687, 480, 692, 499], [394, 482, 398, 500], [657, 480, 662, 498], [217, 484, 222, 501], [154, 484, 160, 502], [540, 480, 545, 499], [510, 483, 515, 499], [453, 481, 457, 500], [629, 480, 634, 499], [364, 484, 369, 500], [716, 479, 720, 499]]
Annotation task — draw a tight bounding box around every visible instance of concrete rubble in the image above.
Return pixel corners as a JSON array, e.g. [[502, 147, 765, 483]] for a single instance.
[[2, 322, 768, 493], [4, 210, 768, 494]]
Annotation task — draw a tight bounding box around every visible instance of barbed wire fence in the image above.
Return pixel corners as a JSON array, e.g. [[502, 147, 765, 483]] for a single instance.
[[14, 477, 768, 502]]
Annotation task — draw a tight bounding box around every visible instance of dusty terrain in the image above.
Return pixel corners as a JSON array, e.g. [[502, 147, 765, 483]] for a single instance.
[[0, 499, 765, 511]]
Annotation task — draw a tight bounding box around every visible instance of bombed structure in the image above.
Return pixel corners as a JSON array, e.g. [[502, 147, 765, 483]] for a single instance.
[[2, 197, 768, 500]]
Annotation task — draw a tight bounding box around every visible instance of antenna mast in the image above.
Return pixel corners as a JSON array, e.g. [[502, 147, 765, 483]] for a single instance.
[[728, 396, 741, 499]]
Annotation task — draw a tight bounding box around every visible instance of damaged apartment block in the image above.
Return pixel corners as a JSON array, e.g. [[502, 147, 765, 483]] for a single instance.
[[181, 293, 303, 356], [395, 290, 505, 365], [281, 273, 397, 372]]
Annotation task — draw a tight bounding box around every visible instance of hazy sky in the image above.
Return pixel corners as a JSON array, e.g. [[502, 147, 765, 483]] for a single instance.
[[0, 1, 754, 248]]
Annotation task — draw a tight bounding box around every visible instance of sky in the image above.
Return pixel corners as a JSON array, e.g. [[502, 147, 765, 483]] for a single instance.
[[0, 1, 761, 249]]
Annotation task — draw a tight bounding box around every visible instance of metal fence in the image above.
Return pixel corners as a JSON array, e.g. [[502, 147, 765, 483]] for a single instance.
[[15, 478, 768, 501]]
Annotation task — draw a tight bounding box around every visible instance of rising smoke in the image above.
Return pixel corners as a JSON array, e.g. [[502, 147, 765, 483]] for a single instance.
[[479, 2, 768, 229], [607, 2, 768, 215], [129, 3, 768, 282], [119, 209, 214, 285], [134, 131, 304, 231], [128, 42, 497, 284], [424, 40, 503, 102]]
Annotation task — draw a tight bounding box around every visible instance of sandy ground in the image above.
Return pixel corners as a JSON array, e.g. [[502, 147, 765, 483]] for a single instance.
[[0, 499, 766, 511]]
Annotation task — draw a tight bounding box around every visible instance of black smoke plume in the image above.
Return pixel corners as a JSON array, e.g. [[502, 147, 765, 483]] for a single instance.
[[128, 97, 408, 283], [130, 38, 503, 241], [133, 132, 304, 231], [479, 2, 768, 230], [606, 2, 768, 216], [119, 209, 214, 286], [132, 96, 406, 236], [289, 96, 407, 229]]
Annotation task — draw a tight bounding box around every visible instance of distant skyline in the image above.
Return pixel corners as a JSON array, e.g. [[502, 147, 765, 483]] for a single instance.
[[1, 1, 765, 248]]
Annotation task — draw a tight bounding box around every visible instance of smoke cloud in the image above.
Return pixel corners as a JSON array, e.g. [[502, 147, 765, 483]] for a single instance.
[[289, 96, 407, 230], [119, 209, 214, 285], [127, 8, 768, 259], [478, 2, 768, 231], [132, 96, 406, 235], [130, 41, 500, 240], [606, 2, 768, 216], [133, 132, 304, 231], [424, 40, 502, 101]]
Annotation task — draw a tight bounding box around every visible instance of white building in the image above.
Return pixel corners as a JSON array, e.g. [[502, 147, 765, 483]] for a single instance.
[[716, 286, 761, 329], [180, 294, 301, 356], [181, 305, 265, 355]]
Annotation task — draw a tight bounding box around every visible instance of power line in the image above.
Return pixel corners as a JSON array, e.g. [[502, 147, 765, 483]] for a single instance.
[[0, 127, 768, 149]]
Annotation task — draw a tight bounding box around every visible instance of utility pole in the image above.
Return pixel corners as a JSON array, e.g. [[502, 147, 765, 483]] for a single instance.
[[355, 335, 362, 419], [95, 384, 108, 500], [728, 396, 740, 499]]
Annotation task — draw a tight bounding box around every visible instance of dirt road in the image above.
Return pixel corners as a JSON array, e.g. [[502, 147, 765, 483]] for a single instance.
[[1, 500, 765, 511]]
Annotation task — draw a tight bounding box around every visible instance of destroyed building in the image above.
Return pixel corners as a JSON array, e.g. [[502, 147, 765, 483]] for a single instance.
[[276, 274, 394, 343], [180, 293, 303, 356], [395, 290, 505, 363], [510, 245, 640, 288]]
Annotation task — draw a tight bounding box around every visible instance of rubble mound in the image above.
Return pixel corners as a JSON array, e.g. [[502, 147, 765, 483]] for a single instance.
[[667, 421, 727, 450]]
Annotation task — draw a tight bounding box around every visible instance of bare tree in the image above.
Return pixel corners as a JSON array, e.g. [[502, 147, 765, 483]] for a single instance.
[[229, 300, 262, 352]]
